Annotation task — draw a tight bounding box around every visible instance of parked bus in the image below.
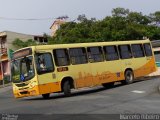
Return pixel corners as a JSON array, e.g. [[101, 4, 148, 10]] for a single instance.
[[149, 47, 160, 76], [11, 39, 156, 99], [153, 47, 160, 67]]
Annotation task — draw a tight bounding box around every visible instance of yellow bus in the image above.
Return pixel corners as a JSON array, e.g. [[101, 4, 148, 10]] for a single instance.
[[11, 39, 156, 99]]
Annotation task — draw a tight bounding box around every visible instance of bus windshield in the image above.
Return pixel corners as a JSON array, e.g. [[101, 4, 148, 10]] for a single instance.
[[11, 56, 35, 83]]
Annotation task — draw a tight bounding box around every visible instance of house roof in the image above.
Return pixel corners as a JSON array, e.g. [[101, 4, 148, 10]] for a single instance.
[[50, 19, 66, 29]]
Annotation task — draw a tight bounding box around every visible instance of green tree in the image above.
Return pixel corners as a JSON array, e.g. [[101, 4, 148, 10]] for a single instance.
[[12, 38, 37, 49], [127, 12, 150, 25], [48, 8, 160, 44], [150, 11, 160, 25], [112, 7, 129, 17]]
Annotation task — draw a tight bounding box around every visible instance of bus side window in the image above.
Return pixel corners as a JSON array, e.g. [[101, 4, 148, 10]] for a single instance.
[[53, 49, 70, 66], [87, 46, 104, 62], [144, 43, 153, 56], [118, 45, 132, 59], [71, 58, 76, 64], [69, 48, 88, 65], [104, 46, 119, 61], [131, 44, 144, 58], [35, 53, 54, 74]]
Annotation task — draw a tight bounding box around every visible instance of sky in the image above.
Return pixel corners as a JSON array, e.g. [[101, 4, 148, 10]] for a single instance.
[[0, 0, 160, 35]]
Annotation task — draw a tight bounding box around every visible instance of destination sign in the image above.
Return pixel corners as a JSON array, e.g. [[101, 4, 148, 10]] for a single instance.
[[13, 48, 32, 59]]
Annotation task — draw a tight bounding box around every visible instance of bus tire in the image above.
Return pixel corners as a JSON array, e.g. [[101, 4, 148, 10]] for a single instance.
[[122, 70, 134, 84], [102, 82, 114, 88], [63, 81, 71, 97], [42, 93, 50, 99]]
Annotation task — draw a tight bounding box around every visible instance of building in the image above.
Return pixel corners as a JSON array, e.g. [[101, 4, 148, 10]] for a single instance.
[[0, 31, 48, 50], [50, 19, 66, 37], [151, 40, 160, 48], [0, 31, 47, 82]]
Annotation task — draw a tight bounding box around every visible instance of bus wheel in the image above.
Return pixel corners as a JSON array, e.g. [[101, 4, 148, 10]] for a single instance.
[[63, 81, 71, 97], [122, 70, 134, 84], [102, 82, 114, 88], [42, 93, 50, 99]]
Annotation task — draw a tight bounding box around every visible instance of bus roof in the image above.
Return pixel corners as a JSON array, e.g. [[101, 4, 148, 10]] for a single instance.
[[33, 39, 151, 50], [14, 39, 151, 53]]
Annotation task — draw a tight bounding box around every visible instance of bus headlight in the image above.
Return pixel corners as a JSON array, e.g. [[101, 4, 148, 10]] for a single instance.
[[29, 81, 36, 88]]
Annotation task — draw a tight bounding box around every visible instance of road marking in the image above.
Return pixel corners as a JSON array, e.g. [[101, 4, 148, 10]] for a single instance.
[[131, 90, 146, 94]]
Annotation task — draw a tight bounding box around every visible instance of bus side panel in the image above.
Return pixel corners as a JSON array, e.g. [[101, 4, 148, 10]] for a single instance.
[[72, 60, 125, 87], [134, 57, 156, 77], [119, 57, 156, 79], [120, 58, 147, 78], [69, 64, 93, 88], [91, 60, 124, 84], [38, 82, 61, 95], [37, 73, 61, 95], [89, 62, 104, 86]]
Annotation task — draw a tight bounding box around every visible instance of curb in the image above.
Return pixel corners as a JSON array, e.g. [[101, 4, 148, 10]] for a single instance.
[[0, 83, 12, 89]]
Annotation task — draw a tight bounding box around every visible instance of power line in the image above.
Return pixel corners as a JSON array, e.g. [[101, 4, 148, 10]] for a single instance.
[[0, 16, 70, 21], [0, 17, 56, 21]]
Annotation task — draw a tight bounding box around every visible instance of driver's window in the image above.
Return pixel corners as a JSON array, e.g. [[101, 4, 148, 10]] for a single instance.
[[35, 53, 54, 74]]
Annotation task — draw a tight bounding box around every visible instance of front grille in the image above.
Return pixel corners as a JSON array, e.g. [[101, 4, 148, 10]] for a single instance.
[[15, 82, 29, 87], [19, 87, 29, 90], [20, 91, 29, 95]]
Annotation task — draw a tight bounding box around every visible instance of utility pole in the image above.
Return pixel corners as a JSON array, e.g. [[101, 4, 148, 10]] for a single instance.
[[1, 56, 4, 87], [0, 37, 4, 87]]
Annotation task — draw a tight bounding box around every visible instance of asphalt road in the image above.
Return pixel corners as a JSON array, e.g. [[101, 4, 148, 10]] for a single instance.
[[0, 77, 160, 119]]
